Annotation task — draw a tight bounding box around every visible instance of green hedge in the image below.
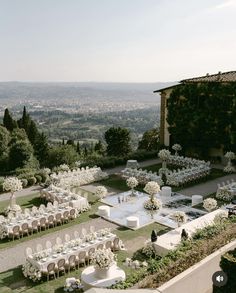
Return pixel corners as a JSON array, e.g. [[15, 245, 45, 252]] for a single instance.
[[213, 248, 236, 293]]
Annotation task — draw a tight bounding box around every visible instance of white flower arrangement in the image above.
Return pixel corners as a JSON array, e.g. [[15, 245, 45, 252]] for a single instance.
[[53, 244, 64, 253], [85, 232, 96, 242], [58, 164, 70, 171], [144, 181, 160, 196], [158, 167, 169, 176], [225, 151, 235, 160], [3, 177, 23, 193], [126, 177, 138, 189], [99, 228, 111, 237], [0, 224, 8, 239], [203, 198, 217, 212], [216, 187, 233, 202], [33, 251, 49, 261], [158, 149, 171, 161], [172, 144, 182, 152], [91, 248, 117, 269], [64, 278, 83, 292], [95, 186, 107, 199], [144, 198, 162, 210], [223, 165, 235, 173], [22, 261, 42, 282], [170, 211, 187, 226]]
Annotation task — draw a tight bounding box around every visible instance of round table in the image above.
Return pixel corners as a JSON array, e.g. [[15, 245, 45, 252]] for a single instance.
[[126, 216, 139, 228], [81, 264, 126, 290]]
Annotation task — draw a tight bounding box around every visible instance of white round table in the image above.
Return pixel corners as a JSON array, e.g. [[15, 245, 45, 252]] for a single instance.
[[191, 195, 203, 206], [98, 205, 110, 217], [81, 264, 126, 290], [161, 186, 172, 197], [126, 216, 139, 228]]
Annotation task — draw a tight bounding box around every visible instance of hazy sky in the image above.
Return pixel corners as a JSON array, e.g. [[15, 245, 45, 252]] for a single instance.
[[0, 0, 235, 82]]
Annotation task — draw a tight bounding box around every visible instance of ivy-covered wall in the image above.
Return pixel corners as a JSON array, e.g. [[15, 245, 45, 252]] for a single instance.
[[167, 83, 236, 157]]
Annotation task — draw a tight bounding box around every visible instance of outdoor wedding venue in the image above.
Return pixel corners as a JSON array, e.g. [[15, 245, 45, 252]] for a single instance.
[[1, 1, 236, 293]]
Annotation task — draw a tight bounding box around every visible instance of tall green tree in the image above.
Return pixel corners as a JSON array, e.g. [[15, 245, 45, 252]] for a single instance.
[[34, 132, 49, 167], [76, 141, 81, 155], [138, 128, 159, 151], [9, 139, 34, 170], [0, 125, 10, 156], [105, 127, 131, 157], [18, 106, 31, 133], [3, 108, 17, 131], [47, 145, 79, 168], [28, 120, 40, 146], [94, 140, 105, 155]]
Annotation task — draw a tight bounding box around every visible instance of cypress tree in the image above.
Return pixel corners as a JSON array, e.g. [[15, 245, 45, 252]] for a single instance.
[[76, 141, 81, 155], [28, 120, 39, 146], [3, 108, 17, 131]]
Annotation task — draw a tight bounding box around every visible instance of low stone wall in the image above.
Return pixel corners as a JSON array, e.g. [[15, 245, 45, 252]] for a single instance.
[[156, 239, 236, 293]]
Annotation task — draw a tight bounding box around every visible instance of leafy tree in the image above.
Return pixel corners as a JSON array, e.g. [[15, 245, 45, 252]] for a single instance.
[[3, 108, 17, 131], [0, 125, 10, 156], [105, 127, 131, 157], [8, 139, 34, 170], [28, 120, 39, 146], [76, 141, 81, 155], [34, 132, 49, 167], [84, 146, 88, 157], [67, 139, 75, 146], [47, 145, 79, 168], [94, 140, 105, 155], [10, 128, 28, 145], [138, 128, 159, 151]]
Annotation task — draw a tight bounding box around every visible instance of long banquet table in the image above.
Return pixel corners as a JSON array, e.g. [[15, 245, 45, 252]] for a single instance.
[[27, 233, 117, 271], [2, 205, 75, 235]]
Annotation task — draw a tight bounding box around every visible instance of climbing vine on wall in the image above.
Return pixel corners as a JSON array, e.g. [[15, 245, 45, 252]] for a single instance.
[[167, 83, 236, 157]]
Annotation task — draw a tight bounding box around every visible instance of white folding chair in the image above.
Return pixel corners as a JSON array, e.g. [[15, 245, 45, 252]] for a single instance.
[[56, 236, 62, 245], [36, 243, 43, 252], [46, 240, 52, 250], [25, 247, 33, 257], [64, 234, 70, 242]]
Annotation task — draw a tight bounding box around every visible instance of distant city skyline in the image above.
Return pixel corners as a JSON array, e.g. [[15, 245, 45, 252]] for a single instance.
[[0, 0, 235, 82]]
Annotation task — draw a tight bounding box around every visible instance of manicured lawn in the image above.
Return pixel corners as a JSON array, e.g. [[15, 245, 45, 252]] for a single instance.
[[0, 222, 168, 292], [0, 192, 101, 250], [0, 193, 42, 215]]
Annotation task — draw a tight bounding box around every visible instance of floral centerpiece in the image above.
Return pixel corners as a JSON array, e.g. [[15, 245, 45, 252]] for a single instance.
[[52, 244, 64, 254], [91, 248, 117, 269], [158, 149, 171, 169], [22, 261, 42, 282], [214, 211, 228, 223], [64, 278, 83, 292], [126, 177, 138, 196], [143, 181, 162, 210], [3, 177, 23, 215], [223, 151, 235, 173], [171, 211, 187, 227], [172, 144, 182, 156], [95, 186, 107, 199], [203, 198, 217, 212], [216, 187, 233, 202], [0, 224, 8, 240]]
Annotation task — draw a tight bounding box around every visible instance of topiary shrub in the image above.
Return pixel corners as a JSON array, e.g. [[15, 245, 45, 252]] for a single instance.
[[28, 177, 37, 186], [21, 178, 28, 188], [35, 175, 42, 183]]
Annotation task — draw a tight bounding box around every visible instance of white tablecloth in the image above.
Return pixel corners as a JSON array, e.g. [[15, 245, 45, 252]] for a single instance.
[[3, 206, 74, 234], [27, 234, 117, 271]]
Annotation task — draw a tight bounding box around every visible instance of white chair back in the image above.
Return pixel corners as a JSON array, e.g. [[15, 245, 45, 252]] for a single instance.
[[82, 228, 87, 237], [36, 244, 43, 252], [56, 236, 62, 245], [46, 240, 52, 250], [74, 231, 79, 239], [25, 247, 33, 257], [65, 234, 70, 242]]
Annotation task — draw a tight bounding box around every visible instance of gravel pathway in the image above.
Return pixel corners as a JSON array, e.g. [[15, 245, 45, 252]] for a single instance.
[[0, 186, 42, 202], [0, 218, 117, 273]]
